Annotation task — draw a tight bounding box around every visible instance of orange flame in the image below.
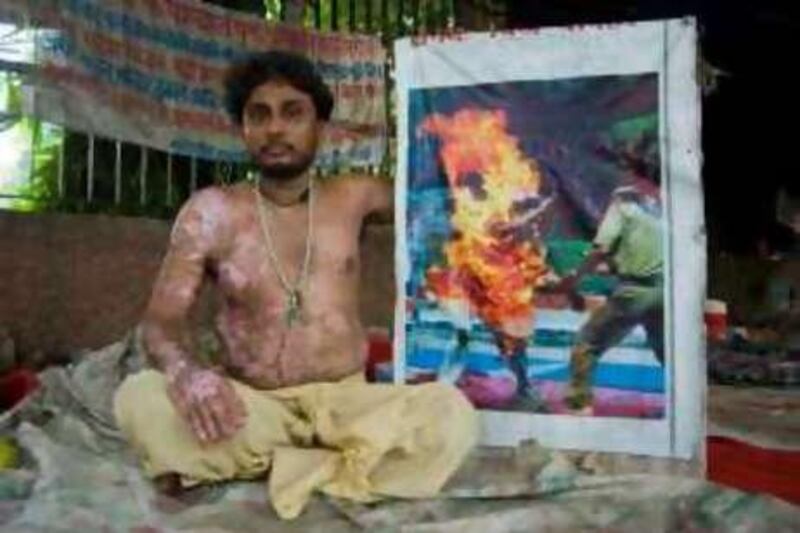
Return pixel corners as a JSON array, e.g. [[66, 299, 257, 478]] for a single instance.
[[421, 108, 547, 332]]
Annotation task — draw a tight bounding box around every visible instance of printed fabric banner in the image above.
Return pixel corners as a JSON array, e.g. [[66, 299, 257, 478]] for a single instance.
[[0, 0, 386, 167], [393, 19, 705, 458]]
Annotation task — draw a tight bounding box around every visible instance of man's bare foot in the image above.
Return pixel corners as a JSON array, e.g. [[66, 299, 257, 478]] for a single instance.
[[153, 473, 225, 507], [153, 472, 183, 497]]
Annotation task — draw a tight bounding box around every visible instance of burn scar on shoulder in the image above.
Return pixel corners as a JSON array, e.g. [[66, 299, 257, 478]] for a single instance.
[[170, 189, 228, 251]]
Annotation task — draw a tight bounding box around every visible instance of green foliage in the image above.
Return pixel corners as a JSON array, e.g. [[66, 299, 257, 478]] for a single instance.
[[17, 120, 61, 212], [300, 0, 453, 36], [0, 73, 58, 212]]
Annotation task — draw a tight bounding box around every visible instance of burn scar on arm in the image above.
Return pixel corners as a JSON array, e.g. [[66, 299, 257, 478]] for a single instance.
[[142, 188, 229, 372]]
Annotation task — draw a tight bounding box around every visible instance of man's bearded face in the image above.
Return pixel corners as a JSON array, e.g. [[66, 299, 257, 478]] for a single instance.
[[242, 80, 323, 180]]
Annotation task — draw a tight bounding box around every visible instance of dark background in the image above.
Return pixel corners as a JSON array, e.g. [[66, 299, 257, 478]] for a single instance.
[[508, 0, 800, 255]]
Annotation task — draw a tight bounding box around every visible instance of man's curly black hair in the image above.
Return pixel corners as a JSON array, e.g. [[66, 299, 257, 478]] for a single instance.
[[223, 51, 334, 125]]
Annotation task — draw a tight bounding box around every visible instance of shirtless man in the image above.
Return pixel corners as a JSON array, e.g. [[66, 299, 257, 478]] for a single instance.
[[143, 50, 389, 443], [114, 51, 476, 518]]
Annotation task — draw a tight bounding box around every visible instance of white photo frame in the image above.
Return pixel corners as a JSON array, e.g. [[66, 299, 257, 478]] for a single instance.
[[393, 19, 704, 459]]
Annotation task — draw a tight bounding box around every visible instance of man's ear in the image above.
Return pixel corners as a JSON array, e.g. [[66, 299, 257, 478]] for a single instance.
[[315, 120, 330, 146], [239, 119, 250, 141]]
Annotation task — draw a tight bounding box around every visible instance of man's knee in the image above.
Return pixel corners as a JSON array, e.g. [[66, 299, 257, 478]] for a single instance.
[[113, 370, 173, 435], [414, 383, 478, 446]]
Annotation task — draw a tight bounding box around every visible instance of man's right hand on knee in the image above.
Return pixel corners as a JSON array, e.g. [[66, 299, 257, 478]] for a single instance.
[[165, 361, 247, 443]]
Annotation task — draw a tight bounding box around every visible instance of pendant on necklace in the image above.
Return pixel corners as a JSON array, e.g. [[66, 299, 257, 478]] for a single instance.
[[285, 290, 302, 326]]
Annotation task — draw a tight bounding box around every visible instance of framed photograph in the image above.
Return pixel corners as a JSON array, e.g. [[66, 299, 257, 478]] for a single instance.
[[393, 19, 704, 458]]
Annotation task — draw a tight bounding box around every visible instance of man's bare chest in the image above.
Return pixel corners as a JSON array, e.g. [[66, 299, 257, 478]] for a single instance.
[[211, 216, 362, 308]]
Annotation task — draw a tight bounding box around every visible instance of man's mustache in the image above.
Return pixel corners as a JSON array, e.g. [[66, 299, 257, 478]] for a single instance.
[[260, 143, 295, 154]]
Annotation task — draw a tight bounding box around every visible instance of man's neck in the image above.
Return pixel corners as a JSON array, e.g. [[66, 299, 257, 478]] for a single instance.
[[257, 172, 311, 207]]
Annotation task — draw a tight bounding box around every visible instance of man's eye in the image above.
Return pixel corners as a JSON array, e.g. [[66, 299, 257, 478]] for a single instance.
[[284, 106, 305, 119], [247, 107, 268, 122]]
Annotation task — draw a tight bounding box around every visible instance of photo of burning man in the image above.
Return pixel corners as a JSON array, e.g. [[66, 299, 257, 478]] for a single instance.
[[401, 73, 666, 419]]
